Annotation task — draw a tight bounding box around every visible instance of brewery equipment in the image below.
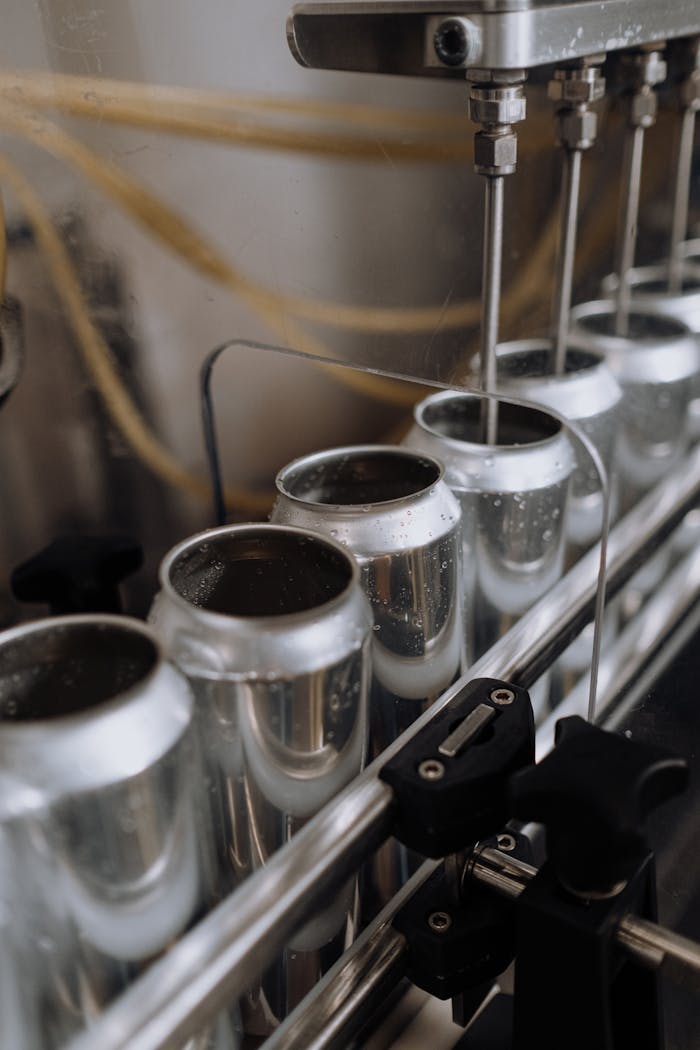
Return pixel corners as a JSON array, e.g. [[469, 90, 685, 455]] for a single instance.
[[3, 2, 700, 1049]]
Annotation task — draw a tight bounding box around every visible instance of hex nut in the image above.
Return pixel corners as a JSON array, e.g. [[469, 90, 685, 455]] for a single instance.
[[548, 72, 605, 105], [469, 90, 526, 127], [629, 88, 658, 127], [474, 130, 518, 173], [557, 108, 598, 149]]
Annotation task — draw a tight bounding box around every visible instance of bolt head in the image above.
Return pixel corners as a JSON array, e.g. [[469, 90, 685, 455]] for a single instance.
[[490, 687, 515, 706], [474, 130, 518, 174], [428, 911, 453, 933], [418, 758, 445, 781], [469, 90, 526, 126]]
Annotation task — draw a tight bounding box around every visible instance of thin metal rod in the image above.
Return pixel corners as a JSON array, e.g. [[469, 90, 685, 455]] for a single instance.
[[668, 107, 697, 294], [479, 174, 504, 444], [471, 848, 700, 988], [64, 446, 700, 1050], [615, 124, 645, 336], [551, 148, 582, 374]]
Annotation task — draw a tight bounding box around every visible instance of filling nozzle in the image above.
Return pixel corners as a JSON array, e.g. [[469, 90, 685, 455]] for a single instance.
[[548, 57, 606, 375], [614, 45, 667, 337], [467, 70, 527, 444], [668, 36, 700, 293]]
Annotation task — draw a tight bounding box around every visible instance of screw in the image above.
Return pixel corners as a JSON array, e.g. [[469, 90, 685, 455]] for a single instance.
[[418, 758, 445, 781], [434, 18, 470, 67], [497, 833, 517, 852], [490, 687, 515, 706], [428, 910, 453, 933]]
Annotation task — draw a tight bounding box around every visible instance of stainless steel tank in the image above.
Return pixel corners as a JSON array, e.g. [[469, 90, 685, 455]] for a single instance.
[[0, 615, 228, 1048], [150, 523, 372, 1032]]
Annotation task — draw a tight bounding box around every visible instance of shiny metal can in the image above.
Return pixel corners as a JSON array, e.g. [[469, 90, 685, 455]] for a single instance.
[[271, 445, 463, 754], [568, 301, 700, 512], [496, 339, 621, 558], [150, 523, 372, 1033], [403, 392, 574, 716], [271, 445, 463, 916], [0, 615, 230, 1049]]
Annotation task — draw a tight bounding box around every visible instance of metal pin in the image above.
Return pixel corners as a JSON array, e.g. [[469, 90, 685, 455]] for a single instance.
[[439, 702, 496, 758], [480, 175, 505, 443]]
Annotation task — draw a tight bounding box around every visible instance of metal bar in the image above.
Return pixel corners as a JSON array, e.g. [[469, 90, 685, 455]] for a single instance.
[[552, 148, 582, 374], [615, 124, 645, 336], [471, 848, 700, 989], [479, 174, 503, 444], [668, 107, 697, 293], [64, 445, 700, 1050], [266, 861, 439, 1050]]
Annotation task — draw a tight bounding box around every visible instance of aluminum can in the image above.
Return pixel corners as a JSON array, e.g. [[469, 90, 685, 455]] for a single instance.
[[0, 615, 230, 1049], [403, 391, 575, 716], [568, 301, 700, 511], [601, 265, 700, 440], [271, 445, 463, 915], [496, 339, 621, 557], [150, 523, 372, 1033]]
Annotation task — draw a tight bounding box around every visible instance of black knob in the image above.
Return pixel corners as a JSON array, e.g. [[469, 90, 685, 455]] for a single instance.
[[508, 716, 688, 895], [11, 534, 143, 615]]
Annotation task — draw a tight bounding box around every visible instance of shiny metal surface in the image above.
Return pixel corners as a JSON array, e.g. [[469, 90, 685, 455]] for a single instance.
[[480, 175, 504, 444], [63, 446, 700, 1050], [288, 2, 700, 77], [615, 124, 645, 336], [150, 524, 372, 1030], [669, 107, 697, 293], [568, 302, 700, 513], [271, 446, 461, 912], [0, 615, 218, 1049], [551, 148, 582, 374], [404, 391, 574, 694], [496, 341, 620, 554]]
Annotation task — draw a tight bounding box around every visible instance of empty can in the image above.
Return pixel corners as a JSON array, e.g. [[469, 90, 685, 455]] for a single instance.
[[403, 392, 575, 715], [150, 523, 372, 1033], [271, 445, 463, 914], [0, 615, 229, 1049]]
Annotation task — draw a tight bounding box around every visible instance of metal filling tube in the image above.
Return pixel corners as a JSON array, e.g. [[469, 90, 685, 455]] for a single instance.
[[63, 442, 700, 1050]]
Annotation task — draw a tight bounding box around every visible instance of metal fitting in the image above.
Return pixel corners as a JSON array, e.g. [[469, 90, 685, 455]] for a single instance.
[[629, 87, 658, 128], [474, 129, 518, 176], [680, 72, 700, 111], [469, 86, 527, 127], [556, 107, 599, 150], [548, 66, 606, 106], [619, 47, 667, 90], [433, 17, 480, 68]]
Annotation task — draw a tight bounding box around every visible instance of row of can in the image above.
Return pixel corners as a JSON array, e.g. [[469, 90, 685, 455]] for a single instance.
[[3, 282, 700, 1048]]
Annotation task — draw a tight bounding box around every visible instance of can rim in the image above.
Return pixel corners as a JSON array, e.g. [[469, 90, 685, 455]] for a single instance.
[[412, 390, 565, 453], [158, 522, 362, 628], [274, 443, 446, 511]]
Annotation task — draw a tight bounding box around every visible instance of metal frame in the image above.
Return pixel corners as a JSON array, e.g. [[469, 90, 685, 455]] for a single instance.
[[288, 1, 700, 77], [64, 444, 700, 1050]]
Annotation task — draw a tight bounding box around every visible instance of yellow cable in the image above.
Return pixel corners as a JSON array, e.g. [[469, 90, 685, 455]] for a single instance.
[[0, 153, 273, 515]]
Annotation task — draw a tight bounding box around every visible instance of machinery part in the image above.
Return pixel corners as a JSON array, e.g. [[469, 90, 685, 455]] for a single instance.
[[509, 716, 688, 896], [467, 71, 526, 443], [379, 677, 534, 856], [0, 296, 22, 409], [11, 533, 143, 614], [0, 616, 229, 1049], [613, 46, 667, 336], [548, 58, 605, 373], [62, 445, 700, 1050], [668, 36, 700, 292], [150, 523, 372, 1032], [287, 3, 700, 78]]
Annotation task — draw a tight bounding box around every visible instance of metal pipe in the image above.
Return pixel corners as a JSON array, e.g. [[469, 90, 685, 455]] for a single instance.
[[668, 106, 696, 293], [615, 124, 645, 336], [64, 445, 700, 1050], [470, 848, 700, 988], [480, 175, 504, 443], [552, 148, 582, 373]]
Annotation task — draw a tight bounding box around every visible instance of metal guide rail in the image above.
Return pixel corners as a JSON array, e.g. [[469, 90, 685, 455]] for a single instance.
[[287, 0, 700, 77], [63, 446, 700, 1050]]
